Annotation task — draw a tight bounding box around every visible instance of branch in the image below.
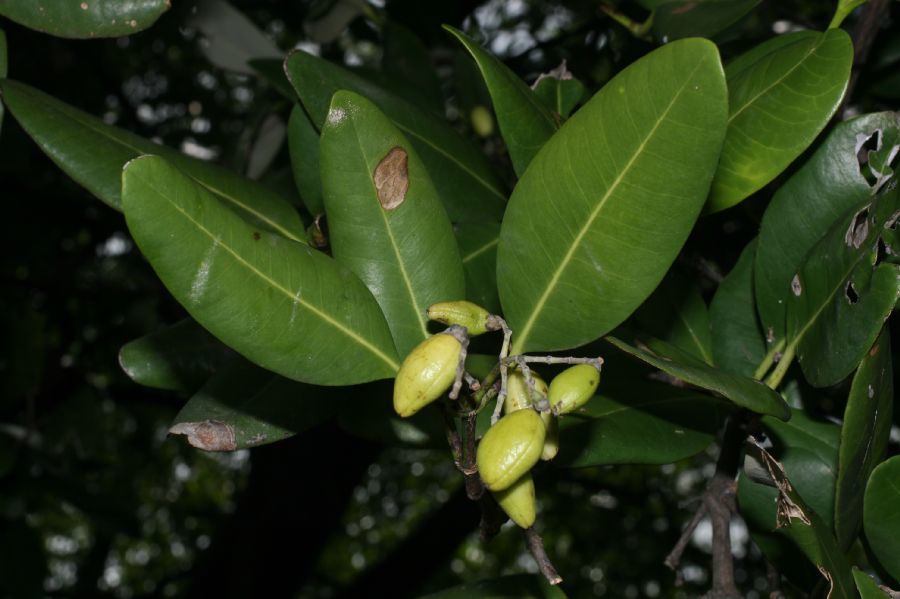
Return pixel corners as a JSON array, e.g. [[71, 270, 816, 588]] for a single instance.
[[524, 527, 563, 585]]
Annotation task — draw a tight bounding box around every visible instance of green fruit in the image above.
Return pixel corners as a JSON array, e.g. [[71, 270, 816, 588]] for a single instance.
[[541, 416, 559, 461], [477, 409, 545, 491], [470, 105, 495, 137], [503, 369, 548, 413], [549, 364, 600, 415], [392, 333, 462, 418], [494, 472, 536, 528], [426, 300, 493, 336]]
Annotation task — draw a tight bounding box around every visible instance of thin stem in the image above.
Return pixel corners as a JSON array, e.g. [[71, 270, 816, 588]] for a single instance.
[[524, 527, 563, 585], [598, 2, 654, 40], [829, 0, 867, 29], [764, 343, 796, 390], [752, 339, 784, 381]]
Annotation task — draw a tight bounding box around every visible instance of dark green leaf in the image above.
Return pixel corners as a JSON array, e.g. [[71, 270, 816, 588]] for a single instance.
[[287, 104, 324, 215], [835, 327, 893, 550], [121, 155, 400, 385], [499, 39, 728, 354], [456, 221, 501, 313], [0, 0, 169, 38], [337, 382, 445, 448], [0, 79, 305, 241], [118, 318, 235, 394], [187, 0, 280, 75], [445, 26, 558, 177], [418, 574, 567, 599], [245, 114, 286, 180], [532, 70, 586, 119], [557, 382, 722, 466], [756, 113, 900, 347], [864, 456, 900, 581], [170, 357, 338, 451], [606, 335, 790, 419], [382, 21, 444, 115], [247, 58, 298, 101], [284, 50, 507, 223], [320, 91, 465, 356], [653, 0, 761, 41], [635, 271, 713, 364], [710, 239, 767, 377], [852, 568, 892, 598], [786, 186, 900, 387], [707, 29, 853, 212]]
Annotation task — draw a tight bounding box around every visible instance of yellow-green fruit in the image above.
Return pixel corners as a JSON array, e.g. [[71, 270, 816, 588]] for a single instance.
[[470, 105, 494, 137], [503, 370, 549, 413], [393, 334, 462, 418], [541, 416, 559, 461], [493, 473, 536, 528], [476, 409, 545, 491], [549, 364, 600, 415], [426, 300, 492, 336]]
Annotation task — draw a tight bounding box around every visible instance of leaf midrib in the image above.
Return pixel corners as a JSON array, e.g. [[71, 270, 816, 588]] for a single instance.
[[134, 169, 400, 372], [511, 59, 709, 353], [462, 236, 499, 264]]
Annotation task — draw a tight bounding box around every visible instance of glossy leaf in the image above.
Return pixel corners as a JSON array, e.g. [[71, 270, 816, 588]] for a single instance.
[[419, 575, 566, 599], [786, 187, 900, 387], [864, 456, 900, 581], [710, 239, 767, 377], [835, 327, 893, 550], [852, 568, 891, 598], [118, 318, 235, 394], [653, 0, 761, 41], [635, 271, 713, 363], [382, 22, 444, 115], [171, 358, 338, 451], [0, 79, 305, 242], [707, 29, 853, 212], [187, 0, 280, 76], [499, 39, 728, 354], [0, 0, 169, 38], [121, 155, 400, 385], [446, 26, 558, 177], [320, 91, 465, 356], [557, 382, 722, 467], [533, 73, 585, 120], [756, 113, 900, 346], [456, 221, 501, 313], [606, 335, 790, 419], [287, 104, 324, 215], [284, 50, 507, 223]]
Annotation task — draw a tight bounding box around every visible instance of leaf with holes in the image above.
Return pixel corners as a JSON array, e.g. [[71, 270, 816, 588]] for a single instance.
[[710, 240, 767, 377], [456, 221, 501, 313], [284, 50, 507, 224], [786, 185, 900, 388], [122, 155, 399, 385], [319, 91, 464, 356], [606, 335, 789, 419], [171, 357, 339, 451], [756, 113, 900, 348], [635, 271, 713, 364], [706, 29, 853, 213], [835, 327, 893, 551], [0, 79, 305, 241], [863, 457, 900, 581], [0, 0, 169, 38], [499, 39, 728, 354], [445, 26, 558, 177]]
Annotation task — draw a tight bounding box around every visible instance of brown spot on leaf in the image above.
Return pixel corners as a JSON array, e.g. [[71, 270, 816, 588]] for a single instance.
[[253, 231, 261, 241], [845, 206, 870, 248], [373, 146, 409, 210], [169, 420, 237, 452], [672, 2, 697, 14], [791, 274, 802, 296]]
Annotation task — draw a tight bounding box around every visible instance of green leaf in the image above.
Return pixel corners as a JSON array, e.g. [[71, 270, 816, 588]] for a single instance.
[[707, 29, 853, 213], [786, 186, 900, 387], [187, 0, 280, 76], [557, 382, 722, 466], [284, 50, 507, 224], [418, 575, 567, 599], [852, 568, 892, 599], [710, 239, 767, 377], [457, 221, 502, 313], [864, 456, 900, 582], [0, 79, 305, 242], [635, 271, 714, 364], [606, 335, 790, 419], [320, 91, 465, 356], [382, 21, 444, 115], [532, 74, 585, 120], [835, 327, 893, 551], [756, 113, 900, 346], [445, 26, 558, 177], [287, 104, 324, 215], [118, 318, 235, 394], [499, 39, 727, 354], [247, 58, 298, 101], [0, 0, 169, 38], [170, 358, 338, 451], [121, 155, 400, 385], [337, 382, 446, 448], [652, 0, 761, 41]]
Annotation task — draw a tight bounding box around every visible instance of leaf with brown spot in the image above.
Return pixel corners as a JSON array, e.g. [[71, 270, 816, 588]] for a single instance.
[[374, 147, 409, 210], [169, 420, 237, 452]]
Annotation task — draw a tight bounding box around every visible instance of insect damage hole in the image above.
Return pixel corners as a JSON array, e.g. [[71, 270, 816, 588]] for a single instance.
[[373, 146, 409, 210], [845, 206, 870, 249], [845, 281, 860, 304], [856, 130, 882, 186]]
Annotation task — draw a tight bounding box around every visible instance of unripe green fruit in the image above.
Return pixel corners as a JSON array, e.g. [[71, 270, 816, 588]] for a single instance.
[[393, 333, 462, 418], [470, 105, 494, 137], [477, 409, 545, 491], [427, 300, 492, 336], [493, 472, 536, 528], [541, 416, 559, 461], [549, 364, 600, 415], [503, 370, 548, 413]]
